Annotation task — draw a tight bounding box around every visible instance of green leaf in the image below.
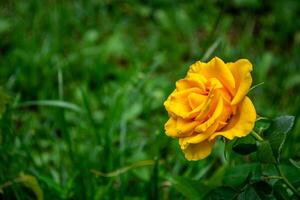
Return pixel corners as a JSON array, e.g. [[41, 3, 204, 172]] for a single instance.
[[264, 116, 295, 161], [273, 181, 291, 200], [169, 176, 205, 199], [233, 143, 257, 155], [289, 159, 300, 169], [205, 165, 227, 188], [232, 135, 257, 155], [19, 173, 43, 200], [249, 164, 263, 183], [254, 117, 271, 134], [223, 164, 255, 187], [256, 141, 276, 164], [280, 165, 300, 185], [253, 181, 273, 196], [203, 186, 237, 200], [237, 186, 261, 200]]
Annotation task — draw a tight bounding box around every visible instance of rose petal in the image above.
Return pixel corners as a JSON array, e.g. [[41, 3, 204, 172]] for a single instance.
[[216, 101, 233, 130], [179, 139, 214, 161], [164, 88, 202, 118], [228, 59, 253, 105], [207, 78, 223, 90], [209, 96, 256, 140], [176, 73, 207, 92], [178, 98, 224, 146], [188, 57, 235, 95], [188, 93, 207, 109], [194, 87, 215, 121], [195, 97, 223, 132], [180, 122, 219, 146], [165, 117, 199, 137]]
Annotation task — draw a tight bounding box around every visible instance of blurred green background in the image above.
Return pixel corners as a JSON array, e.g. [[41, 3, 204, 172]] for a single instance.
[[0, 0, 300, 199]]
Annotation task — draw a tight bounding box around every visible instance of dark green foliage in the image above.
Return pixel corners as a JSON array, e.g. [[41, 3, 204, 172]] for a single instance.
[[290, 159, 300, 169], [204, 186, 238, 200], [1, 0, 300, 199], [233, 143, 257, 155], [223, 164, 255, 187], [257, 141, 276, 164], [255, 116, 295, 164], [263, 116, 295, 162], [0, 88, 10, 117], [168, 176, 204, 199], [237, 186, 261, 200], [233, 135, 257, 155]]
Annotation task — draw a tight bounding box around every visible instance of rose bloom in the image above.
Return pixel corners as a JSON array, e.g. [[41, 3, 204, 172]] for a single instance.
[[164, 57, 256, 161]]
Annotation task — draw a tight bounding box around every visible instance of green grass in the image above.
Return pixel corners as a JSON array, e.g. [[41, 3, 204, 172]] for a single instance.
[[0, 0, 300, 199]]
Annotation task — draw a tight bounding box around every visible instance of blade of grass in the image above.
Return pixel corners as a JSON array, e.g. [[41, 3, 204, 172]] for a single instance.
[[149, 157, 159, 199], [56, 68, 87, 199], [58, 68, 63, 100], [201, 37, 222, 62], [91, 160, 155, 178], [119, 118, 127, 197], [80, 88, 101, 145], [18, 100, 84, 113]]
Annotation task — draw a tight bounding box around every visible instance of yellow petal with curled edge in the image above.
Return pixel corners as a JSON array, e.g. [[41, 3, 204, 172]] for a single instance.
[[164, 88, 201, 118], [195, 97, 223, 132], [228, 59, 253, 105], [195, 87, 215, 121], [179, 139, 214, 161], [176, 73, 207, 92], [188, 57, 235, 95], [188, 93, 207, 109], [180, 121, 219, 146], [207, 78, 223, 90], [164, 117, 178, 137], [209, 96, 256, 140], [165, 117, 199, 138]]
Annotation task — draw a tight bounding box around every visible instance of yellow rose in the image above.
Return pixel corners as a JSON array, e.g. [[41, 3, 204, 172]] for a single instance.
[[164, 57, 256, 161]]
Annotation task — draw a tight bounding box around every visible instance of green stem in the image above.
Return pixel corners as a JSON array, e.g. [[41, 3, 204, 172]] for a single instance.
[[275, 164, 300, 198], [250, 131, 264, 141], [263, 175, 283, 180]]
